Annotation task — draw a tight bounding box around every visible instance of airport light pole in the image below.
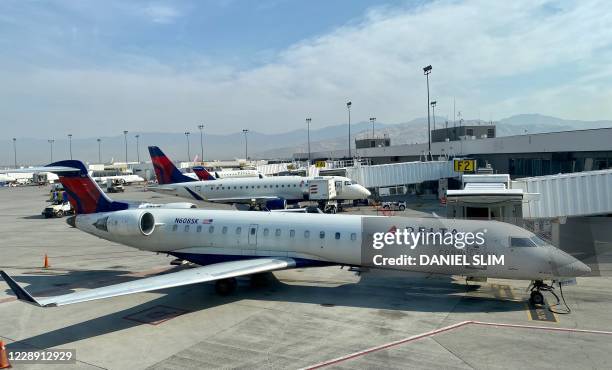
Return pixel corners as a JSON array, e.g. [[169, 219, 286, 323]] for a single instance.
[[306, 118, 311, 164], [185, 131, 191, 162], [369, 117, 376, 138], [198, 124, 204, 162], [48, 139, 55, 162], [123, 130, 128, 163], [12, 138, 16, 168], [68, 134, 73, 160], [423, 65, 432, 161], [97, 138, 102, 163], [346, 101, 352, 159], [430, 101, 437, 131], [135, 134, 140, 163], [242, 129, 249, 160]]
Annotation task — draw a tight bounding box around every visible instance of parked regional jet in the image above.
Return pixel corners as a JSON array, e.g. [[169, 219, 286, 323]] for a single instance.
[[1, 160, 590, 308], [147, 146, 370, 209]]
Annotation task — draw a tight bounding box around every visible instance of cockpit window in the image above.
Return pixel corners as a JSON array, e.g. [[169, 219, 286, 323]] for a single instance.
[[530, 236, 548, 247], [510, 237, 536, 247], [344, 181, 351, 186]]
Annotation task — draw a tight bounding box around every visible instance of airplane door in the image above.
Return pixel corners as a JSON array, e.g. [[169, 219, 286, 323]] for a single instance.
[[248, 224, 258, 246]]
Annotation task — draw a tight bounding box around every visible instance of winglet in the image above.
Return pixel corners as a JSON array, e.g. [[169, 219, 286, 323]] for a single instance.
[[0, 271, 42, 307]]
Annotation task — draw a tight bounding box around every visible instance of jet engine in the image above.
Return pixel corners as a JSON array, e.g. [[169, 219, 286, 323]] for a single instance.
[[265, 198, 287, 210], [105, 211, 156, 236]]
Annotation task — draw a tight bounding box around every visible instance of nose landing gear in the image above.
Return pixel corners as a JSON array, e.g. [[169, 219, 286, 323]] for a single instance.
[[528, 280, 555, 305]]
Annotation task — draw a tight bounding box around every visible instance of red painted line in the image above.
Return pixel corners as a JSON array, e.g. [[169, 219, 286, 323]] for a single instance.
[[473, 321, 612, 335], [304, 321, 473, 370], [304, 320, 612, 369]]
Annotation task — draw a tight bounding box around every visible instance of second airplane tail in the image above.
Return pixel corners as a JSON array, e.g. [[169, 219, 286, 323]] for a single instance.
[[192, 166, 216, 181], [148, 146, 197, 185]]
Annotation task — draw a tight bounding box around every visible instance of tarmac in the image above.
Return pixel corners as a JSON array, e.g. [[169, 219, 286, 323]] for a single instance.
[[1, 185, 611, 369]]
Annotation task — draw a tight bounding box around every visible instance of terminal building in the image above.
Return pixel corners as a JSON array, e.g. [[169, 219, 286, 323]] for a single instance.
[[294, 126, 612, 179], [431, 124, 496, 142]]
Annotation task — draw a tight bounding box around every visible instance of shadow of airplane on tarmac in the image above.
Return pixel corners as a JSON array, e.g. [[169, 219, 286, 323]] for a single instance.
[[2, 267, 526, 351]]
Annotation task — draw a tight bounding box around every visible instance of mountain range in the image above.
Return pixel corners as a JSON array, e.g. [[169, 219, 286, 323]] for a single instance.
[[2, 114, 611, 166]]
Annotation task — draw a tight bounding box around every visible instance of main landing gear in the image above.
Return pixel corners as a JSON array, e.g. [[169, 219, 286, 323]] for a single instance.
[[215, 278, 237, 296], [214, 274, 271, 295]]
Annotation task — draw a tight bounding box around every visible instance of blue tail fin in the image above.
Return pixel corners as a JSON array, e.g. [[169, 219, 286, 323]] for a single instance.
[[148, 146, 197, 184], [46, 160, 129, 214], [192, 166, 216, 181]]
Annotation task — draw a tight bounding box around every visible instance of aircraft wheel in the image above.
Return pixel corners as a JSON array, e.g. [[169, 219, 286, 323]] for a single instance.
[[215, 278, 237, 296], [56, 210, 64, 218], [529, 291, 544, 305], [399, 205, 406, 211]]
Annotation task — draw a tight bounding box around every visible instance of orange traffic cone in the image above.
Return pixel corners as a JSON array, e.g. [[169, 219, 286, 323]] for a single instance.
[[43, 254, 50, 269], [0, 341, 10, 369]]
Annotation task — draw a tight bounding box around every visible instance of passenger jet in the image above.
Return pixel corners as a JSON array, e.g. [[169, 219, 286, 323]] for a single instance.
[[147, 146, 371, 209], [0, 160, 590, 307]]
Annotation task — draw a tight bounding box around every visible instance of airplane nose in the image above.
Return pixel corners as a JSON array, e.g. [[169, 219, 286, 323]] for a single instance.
[[551, 251, 591, 277], [360, 186, 371, 197]]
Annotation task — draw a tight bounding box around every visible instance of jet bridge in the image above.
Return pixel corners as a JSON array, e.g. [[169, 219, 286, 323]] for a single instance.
[[514, 169, 612, 219]]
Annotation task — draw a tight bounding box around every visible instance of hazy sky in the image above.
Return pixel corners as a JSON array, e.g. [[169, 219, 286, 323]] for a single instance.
[[1, 0, 612, 139]]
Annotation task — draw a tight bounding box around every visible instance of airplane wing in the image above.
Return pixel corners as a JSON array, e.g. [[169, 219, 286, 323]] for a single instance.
[[0, 166, 79, 174], [0, 257, 296, 307], [147, 185, 179, 191], [207, 196, 279, 204]]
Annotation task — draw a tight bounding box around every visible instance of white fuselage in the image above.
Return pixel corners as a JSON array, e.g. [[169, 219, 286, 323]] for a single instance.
[[151, 175, 371, 203], [74, 208, 589, 280]]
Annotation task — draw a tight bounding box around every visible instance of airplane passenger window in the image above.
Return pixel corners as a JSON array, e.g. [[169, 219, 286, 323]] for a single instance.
[[264, 228, 269, 236], [264, 185, 267, 188], [236, 227, 242, 234], [222, 226, 227, 234], [290, 230, 295, 237], [276, 185, 279, 188], [335, 232, 341, 240], [281, 185, 284, 187], [209, 226, 214, 233], [275, 229, 281, 237], [257, 185, 260, 189], [196, 226, 202, 233], [510, 237, 536, 247], [172, 225, 178, 232], [304, 230, 310, 238], [350, 233, 357, 241], [184, 225, 189, 232], [240, 186, 243, 189], [320, 231, 325, 239], [234, 186, 237, 189]]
